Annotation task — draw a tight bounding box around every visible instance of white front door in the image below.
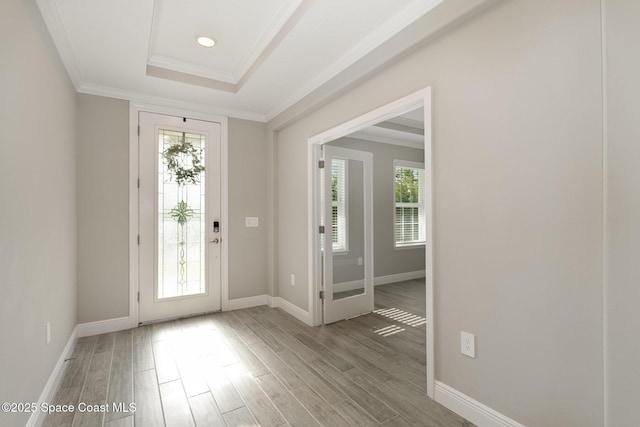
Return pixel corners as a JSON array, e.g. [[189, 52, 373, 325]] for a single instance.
[[322, 146, 374, 324], [139, 112, 221, 323]]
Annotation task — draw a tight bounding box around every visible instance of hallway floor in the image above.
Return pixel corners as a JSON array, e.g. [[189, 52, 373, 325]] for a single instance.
[[44, 280, 472, 426]]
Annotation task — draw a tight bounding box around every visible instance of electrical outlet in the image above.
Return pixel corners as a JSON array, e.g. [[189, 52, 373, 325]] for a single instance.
[[357, 257, 363, 266], [290, 274, 296, 286], [461, 331, 475, 358], [46, 322, 51, 345]]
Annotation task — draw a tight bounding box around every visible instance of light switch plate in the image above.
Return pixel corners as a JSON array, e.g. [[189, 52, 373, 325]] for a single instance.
[[245, 217, 259, 227]]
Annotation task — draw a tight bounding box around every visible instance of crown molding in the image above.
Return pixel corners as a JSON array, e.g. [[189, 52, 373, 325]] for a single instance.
[[36, 0, 84, 89], [145, 65, 238, 93], [148, 54, 237, 84], [349, 126, 424, 149], [79, 83, 266, 122]]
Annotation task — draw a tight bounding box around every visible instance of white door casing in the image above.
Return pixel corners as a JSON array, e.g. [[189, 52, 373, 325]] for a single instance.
[[308, 88, 433, 397], [139, 112, 222, 323]]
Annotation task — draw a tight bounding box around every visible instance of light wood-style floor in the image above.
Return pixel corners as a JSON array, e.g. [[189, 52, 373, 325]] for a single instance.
[[44, 280, 472, 427]]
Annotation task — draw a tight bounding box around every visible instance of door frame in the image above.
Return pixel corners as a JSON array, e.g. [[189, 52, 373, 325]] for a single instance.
[[307, 87, 434, 398], [129, 103, 229, 326]]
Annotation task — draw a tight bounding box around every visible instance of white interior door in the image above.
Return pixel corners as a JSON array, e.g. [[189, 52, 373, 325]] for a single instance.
[[139, 112, 221, 323], [323, 146, 374, 324]]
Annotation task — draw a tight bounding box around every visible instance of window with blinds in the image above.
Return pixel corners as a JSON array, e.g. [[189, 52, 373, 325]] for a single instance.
[[332, 158, 348, 252], [394, 160, 425, 247]]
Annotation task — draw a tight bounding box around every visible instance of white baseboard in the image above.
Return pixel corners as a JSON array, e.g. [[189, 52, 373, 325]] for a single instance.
[[269, 297, 312, 326], [374, 270, 425, 285], [77, 316, 135, 337], [27, 326, 78, 427], [225, 294, 311, 325], [76, 294, 284, 336], [224, 294, 312, 325], [434, 381, 525, 427], [74, 271, 424, 336], [226, 295, 270, 311]]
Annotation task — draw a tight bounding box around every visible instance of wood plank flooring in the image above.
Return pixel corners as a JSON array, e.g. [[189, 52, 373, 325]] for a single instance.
[[44, 280, 473, 426]]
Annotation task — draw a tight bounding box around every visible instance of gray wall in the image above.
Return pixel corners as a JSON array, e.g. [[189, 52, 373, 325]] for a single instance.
[[77, 94, 129, 323], [228, 118, 269, 299], [0, 0, 78, 426], [274, 0, 603, 425], [75, 102, 270, 322], [605, 0, 640, 424], [330, 138, 425, 281]]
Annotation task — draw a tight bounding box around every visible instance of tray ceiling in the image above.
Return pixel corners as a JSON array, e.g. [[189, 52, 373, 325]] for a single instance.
[[37, 0, 498, 123]]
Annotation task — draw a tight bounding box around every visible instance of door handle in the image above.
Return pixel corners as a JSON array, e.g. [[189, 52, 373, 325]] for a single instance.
[[210, 238, 220, 244]]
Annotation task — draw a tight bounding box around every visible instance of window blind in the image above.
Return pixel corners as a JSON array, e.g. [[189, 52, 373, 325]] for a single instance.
[[394, 161, 425, 246], [331, 158, 347, 251]]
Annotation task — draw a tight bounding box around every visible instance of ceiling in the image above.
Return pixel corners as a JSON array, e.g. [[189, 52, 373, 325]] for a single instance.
[[37, 0, 496, 124]]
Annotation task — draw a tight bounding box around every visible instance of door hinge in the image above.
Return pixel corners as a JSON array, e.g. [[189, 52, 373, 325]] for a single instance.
[[319, 290, 325, 300], [319, 225, 325, 234], [137, 125, 140, 136], [137, 178, 140, 188], [137, 235, 140, 245], [318, 160, 325, 168], [137, 292, 140, 303]]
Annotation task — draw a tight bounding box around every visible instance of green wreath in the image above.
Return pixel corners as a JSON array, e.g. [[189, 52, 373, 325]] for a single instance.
[[162, 138, 204, 186]]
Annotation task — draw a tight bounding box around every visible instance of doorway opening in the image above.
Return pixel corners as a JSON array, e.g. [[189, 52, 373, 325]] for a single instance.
[[307, 88, 434, 397]]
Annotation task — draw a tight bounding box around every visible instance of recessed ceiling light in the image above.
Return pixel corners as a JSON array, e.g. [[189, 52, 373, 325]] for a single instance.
[[196, 35, 216, 48]]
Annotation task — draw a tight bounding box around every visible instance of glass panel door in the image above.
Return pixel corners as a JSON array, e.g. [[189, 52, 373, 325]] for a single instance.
[[323, 146, 373, 324], [139, 112, 221, 323]]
